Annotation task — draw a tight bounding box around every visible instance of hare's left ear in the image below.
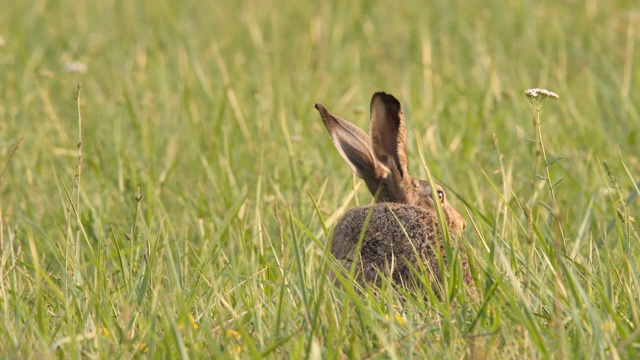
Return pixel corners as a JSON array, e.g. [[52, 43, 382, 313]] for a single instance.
[[369, 92, 409, 180], [315, 103, 388, 196]]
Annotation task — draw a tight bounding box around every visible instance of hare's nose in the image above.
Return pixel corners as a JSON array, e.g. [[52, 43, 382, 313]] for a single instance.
[[458, 218, 467, 232], [453, 216, 466, 232]]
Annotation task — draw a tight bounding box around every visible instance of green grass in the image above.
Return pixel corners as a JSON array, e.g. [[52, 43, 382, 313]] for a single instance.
[[1, 0, 639, 357]]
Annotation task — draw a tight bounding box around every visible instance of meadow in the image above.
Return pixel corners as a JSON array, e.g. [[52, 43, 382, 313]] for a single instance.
[[1, 0, 639, 358]]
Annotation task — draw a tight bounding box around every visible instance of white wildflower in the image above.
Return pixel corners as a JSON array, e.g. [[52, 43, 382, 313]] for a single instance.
[[525, 88, 559, 100], [64, 61, 88, 73]]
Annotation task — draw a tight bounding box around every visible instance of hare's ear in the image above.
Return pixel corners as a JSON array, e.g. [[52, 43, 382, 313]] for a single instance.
[[315, 103, 388, 195], [369, 92, 409, 179]]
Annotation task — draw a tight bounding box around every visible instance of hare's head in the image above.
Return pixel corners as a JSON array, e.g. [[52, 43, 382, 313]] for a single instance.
[[315, 92, 466, 232]]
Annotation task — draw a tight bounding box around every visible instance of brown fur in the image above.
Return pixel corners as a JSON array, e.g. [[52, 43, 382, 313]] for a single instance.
[[331, 203, 473, 296]]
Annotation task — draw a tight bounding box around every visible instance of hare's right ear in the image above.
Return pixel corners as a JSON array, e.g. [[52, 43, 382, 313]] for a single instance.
[[368, 92, 413, 201], [315, 103, 388, 195], [369, 92, 409, 178]]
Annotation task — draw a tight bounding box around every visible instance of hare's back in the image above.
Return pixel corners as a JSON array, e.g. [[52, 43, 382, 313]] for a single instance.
[[330, 203, 444, 261]]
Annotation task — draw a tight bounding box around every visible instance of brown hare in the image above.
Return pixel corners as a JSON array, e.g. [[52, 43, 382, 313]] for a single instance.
[[315, 92, 474, 296]]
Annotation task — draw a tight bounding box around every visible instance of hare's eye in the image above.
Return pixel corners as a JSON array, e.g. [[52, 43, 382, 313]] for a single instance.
[[436, 190, 445, 202]]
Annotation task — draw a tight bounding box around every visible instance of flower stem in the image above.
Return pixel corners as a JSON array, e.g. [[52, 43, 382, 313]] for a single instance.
[[533, 102, 566, 250]]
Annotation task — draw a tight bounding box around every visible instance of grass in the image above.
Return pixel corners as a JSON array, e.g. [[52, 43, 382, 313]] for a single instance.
[[1, 0, 639, 357]]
